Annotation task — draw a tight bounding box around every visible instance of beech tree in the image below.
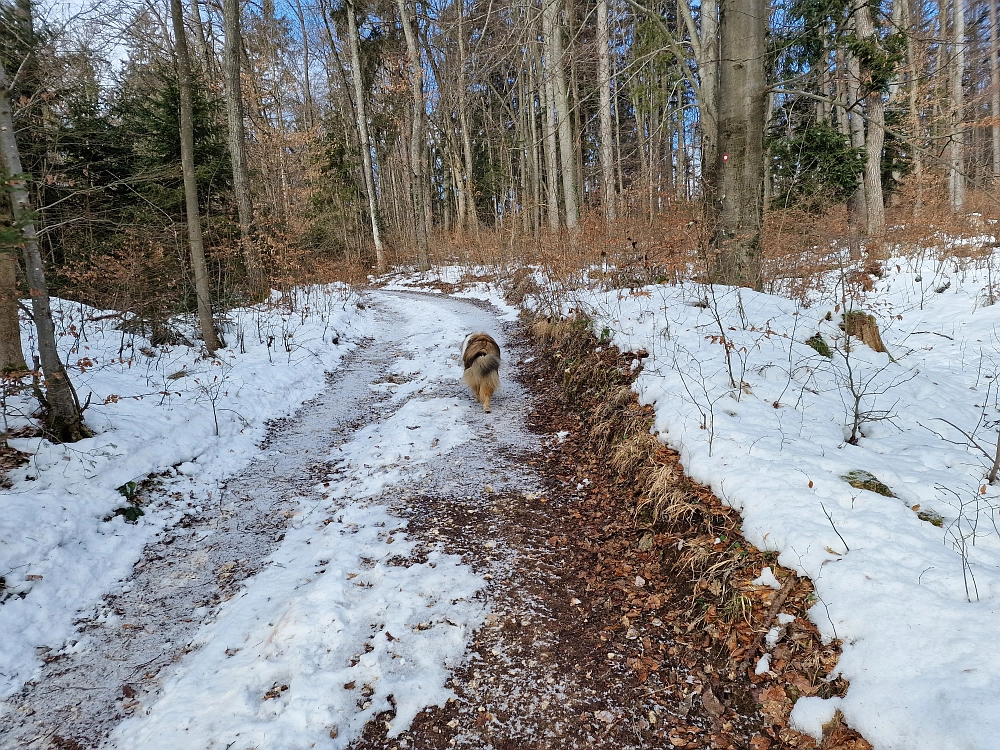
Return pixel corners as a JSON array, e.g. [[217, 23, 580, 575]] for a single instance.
[[710, 0, 767, 288], [171, 0, 223, 353]]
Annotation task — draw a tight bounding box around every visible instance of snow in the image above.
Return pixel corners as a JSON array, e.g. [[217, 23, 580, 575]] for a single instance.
[[752, 566, 782, 589], [106, 497, 483, 749], [0, 285, 372, 699], [99, 289, 499, 747], [790, 696, 843, 740], [536, 249, 1000, 750], [754, 653, 771, 675], [381, 266, 521, 321]]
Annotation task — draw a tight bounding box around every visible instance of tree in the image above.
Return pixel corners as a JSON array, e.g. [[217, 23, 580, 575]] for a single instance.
[[345, 0, 386, 270], [541, 0, 578, 230], [710, 0, 767, 288], [171, 0, 223, 352], [397, 0, 430, 270], [597, 0, 616, 222], [948, 0, 965, 210], [222, 0, 260, 281], [0, 58, 89, 441]]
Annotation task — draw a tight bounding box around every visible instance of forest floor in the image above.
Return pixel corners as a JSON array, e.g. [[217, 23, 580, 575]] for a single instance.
[[1, 290, 864, 750]]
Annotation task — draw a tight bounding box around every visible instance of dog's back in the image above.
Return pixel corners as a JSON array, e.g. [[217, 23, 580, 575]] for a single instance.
[[462, 332, 501, 412]]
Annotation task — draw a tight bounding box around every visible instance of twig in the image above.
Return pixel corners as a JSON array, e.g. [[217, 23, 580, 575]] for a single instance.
[[737, 576, 796, 676], [820, 502, 850, 552]]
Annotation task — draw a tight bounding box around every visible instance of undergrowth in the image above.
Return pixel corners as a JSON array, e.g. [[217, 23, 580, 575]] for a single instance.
[[526, 311, 872, 750]]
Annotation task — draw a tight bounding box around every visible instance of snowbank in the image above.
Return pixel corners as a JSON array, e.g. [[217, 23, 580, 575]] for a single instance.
[[0, 285, 372, 699], [540, 252, 1000, 750]]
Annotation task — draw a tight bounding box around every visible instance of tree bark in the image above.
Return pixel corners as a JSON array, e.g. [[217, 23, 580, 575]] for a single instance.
[[698, 0, 719, 200], [949, 0, 965, 210], [0, 250, 25, 372], [597, 0, 616, 222], [396, 0, 430, 270], [711, 0, 766, 288], [346, 0, 386, 271], [990, 0, 999, 180], [222, 0, 260, 285], [843, 42, 867, 257], [542, 0, 579, 230], [456, 0, 480, 236], [0, 61, 88, 441], [171, 0, 223, 354], [854, 0, 885, 238], [539, 37, 561, 231]]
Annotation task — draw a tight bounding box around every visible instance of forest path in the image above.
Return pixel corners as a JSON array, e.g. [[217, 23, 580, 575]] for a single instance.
[[0, 292, 554, 749]]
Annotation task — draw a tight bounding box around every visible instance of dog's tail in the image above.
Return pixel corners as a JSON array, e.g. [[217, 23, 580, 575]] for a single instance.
[[464, 352, 501, 382]]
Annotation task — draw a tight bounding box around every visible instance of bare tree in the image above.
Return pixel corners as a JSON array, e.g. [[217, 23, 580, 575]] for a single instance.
[[171, 0, 223, 353], [597, 0, 615, 222], [345, 0, 387, 270], [542, 0, 578, 230], [990, 0, 999, 180], [854, 0, 886, 237], [949, 0, 965, 210], [397, 0, 430, 270], [222, 0, 260, 284], [0, 60, 88, 441]]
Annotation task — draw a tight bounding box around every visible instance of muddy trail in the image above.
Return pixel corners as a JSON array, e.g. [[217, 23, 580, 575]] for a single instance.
[[0, 291, 865, 750]]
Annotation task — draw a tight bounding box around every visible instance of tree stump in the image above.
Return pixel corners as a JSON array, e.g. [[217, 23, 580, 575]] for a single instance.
[[842, 311, 887, 353]]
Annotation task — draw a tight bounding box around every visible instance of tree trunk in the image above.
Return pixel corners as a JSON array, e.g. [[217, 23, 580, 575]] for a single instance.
[[597, 0, 616, 222], [222, 0, 260, 285], [0, 250, 25, 372], [711, 0, 766, 288], [292, 0, 315, 130], [0, 62, 88, 441], [844, 42, 867, 258], [172, 0, 223, 354], [189, 0, 214, 76], [346, 0, 386, 271], [699, 0, 719, 200], [540, 38, 561, 231], [990, 0, 999, 180], [854, 0, 885, 238], [396, 0, 430, 270], [457, 0, 480, 236], [542, 0, 579, 229], [904, 0, 924, 212], [949, 0, 965, 210]]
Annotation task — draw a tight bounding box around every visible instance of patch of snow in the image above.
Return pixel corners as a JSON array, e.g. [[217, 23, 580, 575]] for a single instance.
[[754, 654, 771, 675], [752, 566, 782, 590], [790, 696, 842, 741]]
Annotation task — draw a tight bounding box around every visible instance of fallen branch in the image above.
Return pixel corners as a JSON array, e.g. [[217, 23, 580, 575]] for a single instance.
[[737, 575, 796, 677]]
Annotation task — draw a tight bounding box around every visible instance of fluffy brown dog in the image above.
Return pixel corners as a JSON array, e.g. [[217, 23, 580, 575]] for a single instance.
[[461, 332, 501, 412]]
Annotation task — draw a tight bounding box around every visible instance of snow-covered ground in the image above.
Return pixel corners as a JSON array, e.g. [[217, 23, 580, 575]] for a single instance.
[[0, 285, 371, 699], [543, 250, 1000, 750], [104, 290, 509, 748]]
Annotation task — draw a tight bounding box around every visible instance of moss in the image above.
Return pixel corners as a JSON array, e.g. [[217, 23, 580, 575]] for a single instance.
[[917, 509, 944, 527], [805, 333, 832, 358], [842, 470, 894, 497]]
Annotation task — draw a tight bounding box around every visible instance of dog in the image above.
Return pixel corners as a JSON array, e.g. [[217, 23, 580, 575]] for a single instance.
[[461, 332, 501, 413]]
